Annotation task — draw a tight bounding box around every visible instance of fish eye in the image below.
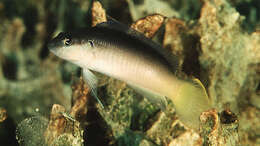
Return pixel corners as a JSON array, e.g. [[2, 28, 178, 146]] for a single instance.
[[88, 40, 94, 47], [64, 38, 72, 46]]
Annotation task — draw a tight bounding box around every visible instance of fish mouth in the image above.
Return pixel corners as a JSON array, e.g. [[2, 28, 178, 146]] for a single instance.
[[47, 42, 55, 52], [47, 38, 59, 51], [47, 41, 64, 59], [48, 32, 66, 52]]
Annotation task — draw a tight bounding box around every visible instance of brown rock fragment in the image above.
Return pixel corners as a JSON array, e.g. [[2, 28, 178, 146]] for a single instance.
[[199, 109, 239, 145], [200, 109, 221, 145], [163, 18, 202, 77], [197, 0, 245, 109], [91, 1, 107, 27], [163, 18, 188, 67], [200, 109, 219, 136], [44, 104, 84, 145], [195, 1, 260, 144], [43, 76, 92, 145], [44, 104, 67, 144], [92, 2, 165, 40], [145, 111, 178, 145], [168, 130, 202, 146], [70, 77, 90, 122], [131, 14, 165, 38], [0, 108, 7, 122]]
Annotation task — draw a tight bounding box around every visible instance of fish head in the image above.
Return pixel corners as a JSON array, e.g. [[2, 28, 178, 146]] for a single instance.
[[48, 31, 97, 67]]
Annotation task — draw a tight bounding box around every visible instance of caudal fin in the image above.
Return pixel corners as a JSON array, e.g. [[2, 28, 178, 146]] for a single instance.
[[170, 79, 212, 130]]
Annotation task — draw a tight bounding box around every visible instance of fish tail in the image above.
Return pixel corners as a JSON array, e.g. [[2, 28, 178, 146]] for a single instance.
[[170, 78, 212, 130]]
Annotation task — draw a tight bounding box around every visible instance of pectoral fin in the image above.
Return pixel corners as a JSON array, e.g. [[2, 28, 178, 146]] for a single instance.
[[128, 83, 167, 111], [82, 68, 104, 108]]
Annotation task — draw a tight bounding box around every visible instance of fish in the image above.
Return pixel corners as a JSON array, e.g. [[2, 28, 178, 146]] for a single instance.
[[48, 17, 212, 130]]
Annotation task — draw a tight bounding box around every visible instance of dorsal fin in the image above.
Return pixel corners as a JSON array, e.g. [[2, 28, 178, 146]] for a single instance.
[[95, 15, 179, 73], [97, 15, 129, 31]]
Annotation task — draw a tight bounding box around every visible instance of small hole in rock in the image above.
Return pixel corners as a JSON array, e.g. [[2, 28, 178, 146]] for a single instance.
[[21, 7, 39, 48], [256, 82, 260, 92], [182, 35, 201, 78], [220, 110, 238, 124], [2, 55, 18, 80], [39, 43, 49, 60]]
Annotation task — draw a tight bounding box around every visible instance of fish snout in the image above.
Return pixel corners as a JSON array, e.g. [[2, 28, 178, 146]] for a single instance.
[[47, 40, 56, 51], [47, 36, 63, 54]]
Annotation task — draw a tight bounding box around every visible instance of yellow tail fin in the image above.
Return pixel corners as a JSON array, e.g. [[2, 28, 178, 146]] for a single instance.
[[170, 78, 212, 130]]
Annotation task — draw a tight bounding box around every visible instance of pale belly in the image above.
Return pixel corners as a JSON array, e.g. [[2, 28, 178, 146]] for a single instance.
[[90, 47, 181, 97]]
